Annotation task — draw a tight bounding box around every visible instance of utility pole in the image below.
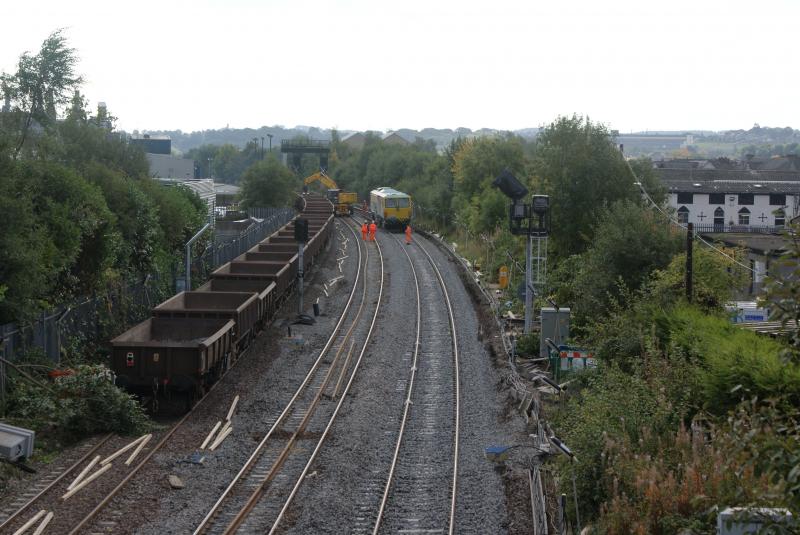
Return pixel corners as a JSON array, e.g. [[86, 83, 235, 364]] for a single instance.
[[267, 133, 273, 154], [686, 222, 693, 302], [261, 137, 265, 159]]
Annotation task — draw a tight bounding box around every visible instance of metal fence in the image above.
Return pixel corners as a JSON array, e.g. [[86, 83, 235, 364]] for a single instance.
[[191, 208, 293, 285], [694, 223, 784, 235], [0, 207, 294, 398]]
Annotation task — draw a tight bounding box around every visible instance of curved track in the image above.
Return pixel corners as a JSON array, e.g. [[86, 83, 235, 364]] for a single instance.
[[369, 233, 461, 535], [193, 218, 384, 534]]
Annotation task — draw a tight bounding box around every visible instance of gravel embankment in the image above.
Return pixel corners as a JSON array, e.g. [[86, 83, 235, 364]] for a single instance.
[[280, 230, 529, 534]]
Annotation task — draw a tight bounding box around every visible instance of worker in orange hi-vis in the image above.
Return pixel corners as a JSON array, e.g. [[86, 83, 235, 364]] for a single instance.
[[404, 224, 412, 245], [361, 222, 368, 241], [369, 221, 377, 241]]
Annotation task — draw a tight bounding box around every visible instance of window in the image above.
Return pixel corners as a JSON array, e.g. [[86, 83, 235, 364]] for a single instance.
[[385, 198, 397, 208], [677, 206, 690, 224], [738, 193, 754, 205], [775, 209, 786, 227], [770, 194, 786, 206], [738, 207, 750, 225], [713, 207, 725, 228], [396, 198, 410, 208], [677, 192, 693, 204], [708, 193, 725, 204]]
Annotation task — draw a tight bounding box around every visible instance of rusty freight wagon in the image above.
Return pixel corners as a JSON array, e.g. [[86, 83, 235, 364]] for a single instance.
[[211, 260, 296, 300], [110, 317, 235, 409], [152, 291, 260, 350], [196, 279, 276, 325]]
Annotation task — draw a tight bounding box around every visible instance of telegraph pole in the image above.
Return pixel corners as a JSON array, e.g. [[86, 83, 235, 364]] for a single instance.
[[686, 222, 693, 302]]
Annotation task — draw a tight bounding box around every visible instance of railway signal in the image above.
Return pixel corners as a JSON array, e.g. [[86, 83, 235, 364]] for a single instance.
[[492, 169, 550, 333]]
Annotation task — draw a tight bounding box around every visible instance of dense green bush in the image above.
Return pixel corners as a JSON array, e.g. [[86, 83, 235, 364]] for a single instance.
[[655, 306, 800, 413], [7, 364, 149, 440]]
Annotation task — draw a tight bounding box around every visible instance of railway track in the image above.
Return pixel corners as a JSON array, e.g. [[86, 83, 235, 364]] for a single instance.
[[0, 330, 267, 535], [367, 234, 461, 535], [0, 434, 112, 531], [193, 218, 385, 534]]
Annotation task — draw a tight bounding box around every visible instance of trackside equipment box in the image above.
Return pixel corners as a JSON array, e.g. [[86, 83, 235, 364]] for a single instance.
[[0, 423, 35, 462], [718, 507, 794, 534]]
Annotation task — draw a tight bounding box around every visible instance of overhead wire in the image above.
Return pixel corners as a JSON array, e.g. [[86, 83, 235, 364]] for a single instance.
[[623, 158, 781, 282]]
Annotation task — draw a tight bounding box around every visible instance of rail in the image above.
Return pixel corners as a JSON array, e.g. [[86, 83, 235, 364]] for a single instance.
[[193, 217, 383, 534], [266, 220, 385, 534]]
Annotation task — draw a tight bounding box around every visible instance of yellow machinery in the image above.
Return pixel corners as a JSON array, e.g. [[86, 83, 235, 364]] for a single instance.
[[303, 170, 357, 216], [369, 187, 413, 229]]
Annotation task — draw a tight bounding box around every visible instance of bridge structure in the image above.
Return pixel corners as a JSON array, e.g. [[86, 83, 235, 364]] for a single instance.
[[280, 139, 330, 172]]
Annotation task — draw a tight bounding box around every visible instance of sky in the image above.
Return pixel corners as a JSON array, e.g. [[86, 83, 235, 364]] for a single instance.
[[2, 0, 798, 134]]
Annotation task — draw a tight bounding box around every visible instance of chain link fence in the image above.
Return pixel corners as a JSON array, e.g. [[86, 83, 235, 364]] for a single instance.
[[0, 207, 294, 399]]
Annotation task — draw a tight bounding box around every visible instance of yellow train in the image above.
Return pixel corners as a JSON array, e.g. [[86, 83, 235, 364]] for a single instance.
[[369, 187, 413, 230]]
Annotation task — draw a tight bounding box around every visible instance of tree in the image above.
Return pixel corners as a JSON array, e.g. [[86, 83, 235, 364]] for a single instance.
[[451, 135, 527, 234], [83, 163, 160, 276], [137, 178, 207, 253], [1, 29, 83, 158], [554, 201, 682, 324], [533, 115, 640, 257], [240, 156, 296, 208], [764, 221, 800, 354]]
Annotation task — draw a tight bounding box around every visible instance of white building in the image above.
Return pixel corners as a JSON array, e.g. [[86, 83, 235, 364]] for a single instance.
[[657, 168, 800, 232]]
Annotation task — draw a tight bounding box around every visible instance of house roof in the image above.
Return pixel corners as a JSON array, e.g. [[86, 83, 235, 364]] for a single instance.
[[381, 131, 410, 143], [701, 233, 791, 256], [342, 132, 365, 141], [663, 180, 800, 194], [657, 167, 800, 194], [214, 183, 241, 195]]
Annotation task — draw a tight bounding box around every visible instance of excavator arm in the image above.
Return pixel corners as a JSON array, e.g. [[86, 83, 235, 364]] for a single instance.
[[303, 171, 338, 190]]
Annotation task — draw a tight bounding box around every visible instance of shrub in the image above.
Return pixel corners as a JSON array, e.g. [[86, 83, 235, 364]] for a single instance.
[[8, 364, 149, 441]]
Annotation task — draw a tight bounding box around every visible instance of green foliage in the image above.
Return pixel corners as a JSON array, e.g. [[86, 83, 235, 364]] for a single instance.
[[648, 244, 748, 311], [137, 178, 207, 253], [533, 115, 640, 257], [552, 359, 692, 521], [1, 29, 83, 158], [554, 201, 682, 324], [57, 98, 149, 177], [240, 156, 297, 208], [333, 134, 439, 200], [7, 364, 149, 440], [0, 33, 207, 327], [452, 135, 527, 235], [83, 163, 160, 275], [598, 413, 788, 534], [515, 332, 539, 357], [0, 160, 121, 321], [0, 159, 49, 322], [763, 222, 800, 354], [655, 306, 800, 414]]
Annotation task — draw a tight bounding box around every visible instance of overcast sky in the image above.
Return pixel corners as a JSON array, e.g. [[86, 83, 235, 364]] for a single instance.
[[2, 0, 797, 134]]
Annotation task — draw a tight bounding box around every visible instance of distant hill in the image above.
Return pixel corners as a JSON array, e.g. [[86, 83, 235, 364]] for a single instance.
[[132, 124, 799, 156], [133, 126, 541, 154]]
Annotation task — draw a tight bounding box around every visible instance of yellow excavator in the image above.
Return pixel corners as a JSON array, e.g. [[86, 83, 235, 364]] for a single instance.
[[303, 170, 357, 216]]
